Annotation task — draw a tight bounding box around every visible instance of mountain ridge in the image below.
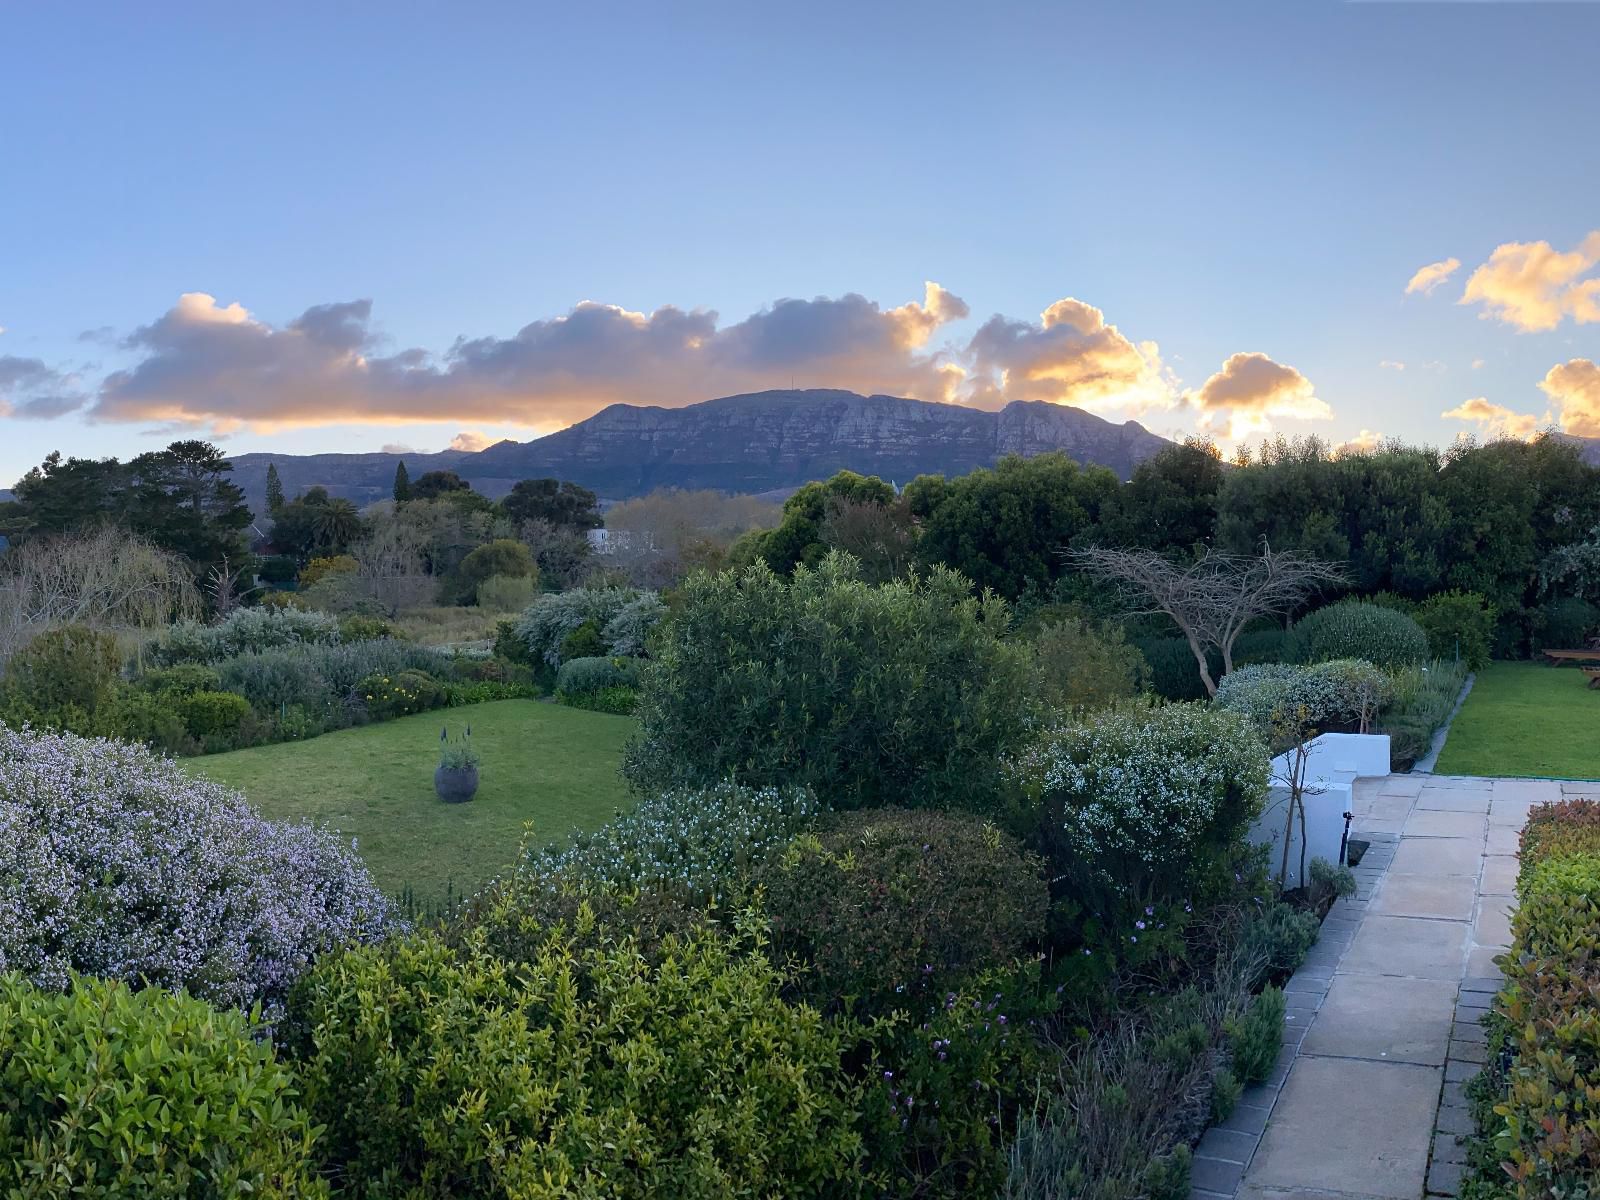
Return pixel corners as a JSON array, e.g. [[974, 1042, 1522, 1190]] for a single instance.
[[227, 389, 1177, 513]]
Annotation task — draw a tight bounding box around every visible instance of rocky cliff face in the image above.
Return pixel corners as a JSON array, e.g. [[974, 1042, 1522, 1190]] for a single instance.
[[229, 389, 1174, 513]]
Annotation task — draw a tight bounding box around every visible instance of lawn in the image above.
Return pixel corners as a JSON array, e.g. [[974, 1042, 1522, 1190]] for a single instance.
[[191, 700, 636, 905], [1433, 661, 1600, 780]]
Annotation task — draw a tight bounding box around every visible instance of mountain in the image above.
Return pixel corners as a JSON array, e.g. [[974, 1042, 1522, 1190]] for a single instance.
[[227, 389, 1176, 513]]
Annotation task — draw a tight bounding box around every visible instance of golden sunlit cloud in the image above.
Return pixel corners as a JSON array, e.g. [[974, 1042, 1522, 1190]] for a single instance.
[[1405, 258, 1461, 295], [963, 297, 1176, 414], [448, 430, 494, 452], [1336, 429, 1385, 455], [1459, 232, 1600, 331], [1441, 396, 1545, 440], [1538, 358, 1600, 437], [1188, 352, 1330, 440]]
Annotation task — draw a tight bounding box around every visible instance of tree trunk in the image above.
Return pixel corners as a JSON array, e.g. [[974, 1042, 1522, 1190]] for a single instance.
[[1186, 633, 1218, 698]]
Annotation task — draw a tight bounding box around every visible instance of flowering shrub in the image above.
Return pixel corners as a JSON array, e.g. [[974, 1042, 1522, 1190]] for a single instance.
[[512, 586, 661, 667], [0, 973, 326, 1197], [283, 923, 868, 1198], [151, 606, 343, 665], [1287, 599, 1428, 668], [1215, 658, 1391, 739], [760, 808, 1047, 1015], [358, 668, 446, 719], [521, 782, 818, 907], [0, 726, 392, 1008], [1008, 704, 1269, 925]]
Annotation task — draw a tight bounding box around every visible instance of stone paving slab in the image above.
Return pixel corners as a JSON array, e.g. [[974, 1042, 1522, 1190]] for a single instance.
[[1342, 915, 1469, 980], [1370, 873, 1478, 921], [1415, 788, 1491, 813], [1390, 836, 1485, 876], [1301, 974, 1457, 1065]]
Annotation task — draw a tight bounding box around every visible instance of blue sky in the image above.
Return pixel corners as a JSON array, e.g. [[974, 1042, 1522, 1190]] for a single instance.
[[2, 1, 1598, 486]]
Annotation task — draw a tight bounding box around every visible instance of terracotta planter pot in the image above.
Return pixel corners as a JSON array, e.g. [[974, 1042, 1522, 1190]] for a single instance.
[[434, 764, 479, 803]]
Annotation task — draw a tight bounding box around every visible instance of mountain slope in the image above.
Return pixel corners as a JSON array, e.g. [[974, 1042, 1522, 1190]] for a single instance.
[[228, 389, 1175, 512]]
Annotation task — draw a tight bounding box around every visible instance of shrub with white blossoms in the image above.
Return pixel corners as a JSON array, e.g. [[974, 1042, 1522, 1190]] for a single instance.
[[1215, 658, 1392, 740], [1008, 703, 1269, 902], [0, 725, 392, 1009], [523, 782, 818, 905]]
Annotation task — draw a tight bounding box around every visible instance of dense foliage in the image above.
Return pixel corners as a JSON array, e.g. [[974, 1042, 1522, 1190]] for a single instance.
[[284, 923, 868, 1198], [0, 973, 326, 1197], [1024, 617, 1148, 715], [625, 554, 1030, 810], [1288, 598, 1430, 668], [0, 726, 391, 1008], [1465, 799, 1600, 1198], [510, 585, 664, 668]]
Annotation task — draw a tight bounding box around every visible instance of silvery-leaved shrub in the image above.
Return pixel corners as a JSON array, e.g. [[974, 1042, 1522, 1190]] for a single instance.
[[0, 725, 392, 1009], [1215, 658, 1391, 739], [1008, 703, 1269, 912], [150, 606, 343, 666], [216, 638, 448, 715], [512, 586, 660, 667]]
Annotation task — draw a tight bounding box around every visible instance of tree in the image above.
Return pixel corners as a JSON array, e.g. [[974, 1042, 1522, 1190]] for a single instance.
[[309, 498, 364, 554], [1074, 545, 1347, 697], [1100, 439, 1224, 556], [125, 441, 253, 575], [265, 463, 285, 514], [500, 478, 601, 530], [732, 471, 898, 576], [393, 462, 411, 503], [816, 495, 916, 584], [453, 538, 536, 604], [411, 470, 472, 501]]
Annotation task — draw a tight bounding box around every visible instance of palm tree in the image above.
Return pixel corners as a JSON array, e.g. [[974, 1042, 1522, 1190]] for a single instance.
[[311, 498, 363, 552]]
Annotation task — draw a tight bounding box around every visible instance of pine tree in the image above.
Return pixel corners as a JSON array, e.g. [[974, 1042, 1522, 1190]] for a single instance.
[[393, 461, 411, 503], [265, 462, 284, 513]]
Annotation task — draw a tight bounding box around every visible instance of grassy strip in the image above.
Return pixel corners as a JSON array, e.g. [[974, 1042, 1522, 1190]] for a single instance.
[[1435, 662, 1600, 780]]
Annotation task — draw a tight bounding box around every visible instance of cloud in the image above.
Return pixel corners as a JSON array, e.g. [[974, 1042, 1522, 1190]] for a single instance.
[[1459, 232, 1600, 331], [447, 430, 493, 452], [1405, 257, 1461, 296], [1441, 396, 1545, 440], [1538, 358, 1600, 437], [962, 297, 1174, 412], [91, 285, 972, 431], [380, 442, 417, 454], [1187, 352, 1330, 440], [1380, 360, 1406, 371], [1336, 429, 1385, 455], [0, 355, 88, 418], [1471, 358, 1486, 370]]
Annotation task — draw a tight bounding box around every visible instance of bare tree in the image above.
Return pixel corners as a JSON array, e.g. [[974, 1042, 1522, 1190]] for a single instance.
[[1072, 545, 1346, 697], [349, 514, 436, 615], [0, 527, 200, 665], [818, 496, 916, 584]]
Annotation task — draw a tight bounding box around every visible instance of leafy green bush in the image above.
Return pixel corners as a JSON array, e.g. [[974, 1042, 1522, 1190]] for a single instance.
[[554, 654, 640, 695], [337, 613, 395, 642], [1238, 901, 1321, 986], [358, 667, 446, 718], [136, 662, 224, 697], [1375, 658, 1469, 768], [0, 973, 326, 1197], [1007, 704, 1269, 931], [0, 624, 123, 731], [760, 808, 1048, 1014], [180, 688, 253, 739], [558, 619, 606, 660], [474, 571, 537, 612], [1288, 599, 1429, 668], [284, 925, 869, 1198], [217, 638, 447, 717], [1416, 590, 1496, 669], [1465, 799, 1600, 1196], [1026, 618, 1147, 715], [104, 687, 194, 753], [558, 684, 638, 714], [1132, 634, 1219, 702], [626, 554, 1031, 811], [454, 538, 536, 604], [512, 586, 661, 666], [152, 607, 342, 665], [1225, 985, 1286, 1084], [1532, 596, 1600, 651]]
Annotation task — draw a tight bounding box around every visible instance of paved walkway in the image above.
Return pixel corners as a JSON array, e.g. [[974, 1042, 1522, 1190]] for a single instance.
[[1190, 773, 1592, 1200]]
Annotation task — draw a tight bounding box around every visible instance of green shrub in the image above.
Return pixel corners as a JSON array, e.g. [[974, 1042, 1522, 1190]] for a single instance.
[[1226, 985, 1286, 1084], [1238, 902, 1321, 986], [1007, 704, 1269, 933], [554, 653, 640, 695], [1132, 634, 1218, 701], [358, 667, 446, 718], [1288, 599, 1429, 668], [0, 624, 122, 730], [559, 684, 637, 714], [454, 538, 536, 604], [180, 688, 253, 739], [0, 973, 325, 1197], [512, 586, 662, 666], [1027, 617, 1147, 715], [475, 571, 537, 611], [625, 554, 1031, 812], [152, 607, 342, 665], [104, 687, 193, 753], [338, 613, 395, 642], [1532, 596, 1600, 651], [1376, 658, 1469, 768], [136, 662, 224, 697], [217, 639, 447, 717], [760, 808, 1048, 1014], [1416, 590, 1496, 669], [1232, 627, 1290, 666], [558, 618, 606, 661], [284, 926, 868, 1198]]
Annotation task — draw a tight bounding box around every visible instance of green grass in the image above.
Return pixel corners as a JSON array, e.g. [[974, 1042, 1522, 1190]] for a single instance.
[[1434, 661, 1600, 780], [190, 700, 635, 905]]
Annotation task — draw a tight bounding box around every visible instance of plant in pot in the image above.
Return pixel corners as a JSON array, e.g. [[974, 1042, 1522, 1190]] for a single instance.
[[435, 724, 479, 803]]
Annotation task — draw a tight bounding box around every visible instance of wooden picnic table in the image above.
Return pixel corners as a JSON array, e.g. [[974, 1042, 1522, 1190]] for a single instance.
[[1542, 648, 1600, 664], [1584, 667, 1600, 691]]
